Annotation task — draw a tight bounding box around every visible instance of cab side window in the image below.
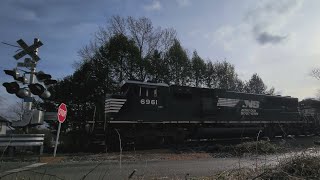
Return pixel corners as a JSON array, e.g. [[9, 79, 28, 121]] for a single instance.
[[153, 89, 157, 97], [139, 87, 158, 98], [139, 87, 146, 97]]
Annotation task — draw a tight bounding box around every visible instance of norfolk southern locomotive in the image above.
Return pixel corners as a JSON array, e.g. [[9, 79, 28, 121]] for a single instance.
[[89, 80, 320, 149]]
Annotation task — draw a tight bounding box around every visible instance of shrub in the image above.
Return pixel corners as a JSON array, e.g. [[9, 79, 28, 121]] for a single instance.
[[265, 155, 320, 179], [233, 140, 279, 155], [59, 130, 90, 153]]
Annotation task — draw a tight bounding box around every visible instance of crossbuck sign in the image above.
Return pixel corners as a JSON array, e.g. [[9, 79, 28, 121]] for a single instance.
[[13, 39, 43, 61]]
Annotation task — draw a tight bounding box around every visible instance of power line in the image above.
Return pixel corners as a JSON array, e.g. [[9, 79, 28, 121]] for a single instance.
[[1, 42, 20, 48], [1, 41, 22, 52]]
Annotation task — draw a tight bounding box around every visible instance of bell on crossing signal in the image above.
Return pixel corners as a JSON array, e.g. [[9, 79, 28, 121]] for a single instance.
[[36, 71, 52, 82], [28, 83, 45, 96], [4, 69, 20, 80], [3, 82, 19, 94]]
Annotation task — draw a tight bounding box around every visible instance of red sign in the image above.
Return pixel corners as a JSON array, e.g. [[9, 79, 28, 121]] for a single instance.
[[57, 103, 67, 123]]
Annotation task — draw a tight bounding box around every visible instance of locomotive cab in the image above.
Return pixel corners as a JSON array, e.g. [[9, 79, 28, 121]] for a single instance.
[[105, 80, 169, 123]]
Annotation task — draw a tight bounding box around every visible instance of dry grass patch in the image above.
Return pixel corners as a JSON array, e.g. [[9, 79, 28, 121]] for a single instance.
[[260, 155, 320, 179], [233, 140, 279, 155], [207, 154, 320, 180], [40, 156, 65, 164]]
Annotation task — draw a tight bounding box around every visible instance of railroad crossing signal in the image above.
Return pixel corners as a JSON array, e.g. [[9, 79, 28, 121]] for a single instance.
[[2, 81, 31, 98], [28, 82, 52, 99], [5, 39, 56, 99], [3, 82, 19, 94], [4, 69, 28, 84], [4, 69, 20, 80], [2, 38, 58, 127], [36, 71, 52, 81], [28, 83, 45, 96], [36, 71, 57, 86], [13, 39, 43, 61]]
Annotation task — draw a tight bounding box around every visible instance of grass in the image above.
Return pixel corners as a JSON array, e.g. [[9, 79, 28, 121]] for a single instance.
[[233, 140, 280, 155], [262, 155, 320, 179], [207, 154, 320, 180], [214, 140, 281, 156]]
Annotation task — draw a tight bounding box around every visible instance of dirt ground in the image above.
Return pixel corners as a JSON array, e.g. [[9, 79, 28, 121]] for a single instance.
[[1, 135, 320, 179], [50, 135, 320, 163]]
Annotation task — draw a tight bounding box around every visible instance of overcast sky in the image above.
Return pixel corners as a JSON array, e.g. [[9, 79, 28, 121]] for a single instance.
[[0, 0, 319, 109]]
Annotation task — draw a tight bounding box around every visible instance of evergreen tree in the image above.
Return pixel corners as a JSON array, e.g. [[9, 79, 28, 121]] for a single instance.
[[166, 39, 191, 85], [204, 61, 216, 88], [191, 51, 206, 87], [245, 73, 267, 94]]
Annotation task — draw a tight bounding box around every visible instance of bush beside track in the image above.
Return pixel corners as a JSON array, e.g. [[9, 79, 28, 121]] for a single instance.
[[208, 155, 320, 180]]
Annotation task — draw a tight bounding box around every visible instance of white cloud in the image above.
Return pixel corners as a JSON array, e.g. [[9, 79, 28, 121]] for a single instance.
[[202, 0, 320, 99], [210, 23, 252, 51], [208, 0, 305, 54], [209, 0, 303, 51], [22, 10, 39, 21], [245, 0, 304, 45], [143, 1, 162, 11], [176, 0, 191, 7], [212, 26, 235, 51]]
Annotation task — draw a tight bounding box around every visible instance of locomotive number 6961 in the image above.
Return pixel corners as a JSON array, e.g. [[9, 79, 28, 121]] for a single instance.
[[140, 99, 158, 105]]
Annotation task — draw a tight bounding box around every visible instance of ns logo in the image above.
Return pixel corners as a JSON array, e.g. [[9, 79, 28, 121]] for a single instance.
[[242, 100, 260, 109]]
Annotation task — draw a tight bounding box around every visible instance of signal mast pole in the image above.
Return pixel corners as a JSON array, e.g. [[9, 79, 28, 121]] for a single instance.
[[25, 38, 39, 111]]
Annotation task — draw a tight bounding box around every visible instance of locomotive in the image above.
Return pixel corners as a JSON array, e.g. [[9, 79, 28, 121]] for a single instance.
[[89, 80, 320, 149]]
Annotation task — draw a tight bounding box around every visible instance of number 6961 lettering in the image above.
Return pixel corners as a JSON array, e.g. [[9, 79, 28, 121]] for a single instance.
[[140, 99, 157, 105]]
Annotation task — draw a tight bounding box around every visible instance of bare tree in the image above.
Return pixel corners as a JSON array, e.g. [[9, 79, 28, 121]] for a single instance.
[[103, 16, 176, 56], [311, 68, 320, 80], [78, 16, 176, 80], [7, 101, 24, 121], [0, 95, 4, 105], [76, 41, 99, 70], [106, 16, 127, 38], [315, 90, 320, 100], [0, 96, 5, 117]]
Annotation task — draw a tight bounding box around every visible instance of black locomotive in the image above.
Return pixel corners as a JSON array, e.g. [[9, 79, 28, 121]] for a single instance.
[[90, 80, 320, 149]]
